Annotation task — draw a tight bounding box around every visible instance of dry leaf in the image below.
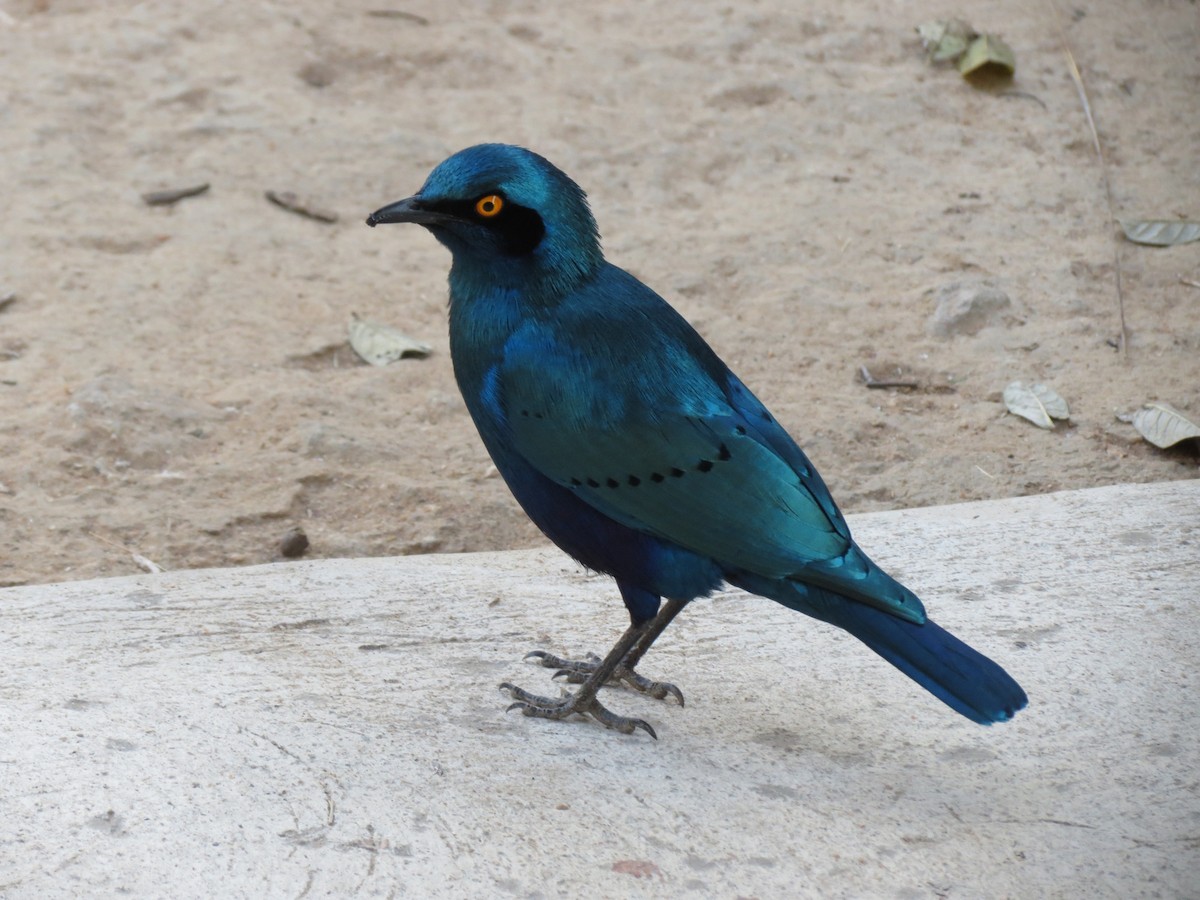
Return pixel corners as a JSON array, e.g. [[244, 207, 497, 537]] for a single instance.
[[348, 314, 431, 366], [959, 34, 1016, 81], [917, 19, 977, 63], [1130, 403, 1200, 449], [1120, 221, 1200, 247], [1004, 381, 1069, 429]]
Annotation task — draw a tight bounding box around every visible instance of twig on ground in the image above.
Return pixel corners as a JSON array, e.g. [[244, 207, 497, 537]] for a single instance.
[[1056, 15, 1128, 358], [859, 365, 920, 390], [265, 190, 339, 223], [86, 531, 165, 574], [141, 183, 210, 206]]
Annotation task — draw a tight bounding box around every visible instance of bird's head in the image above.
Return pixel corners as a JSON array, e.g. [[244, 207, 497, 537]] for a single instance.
[[367, 144, 603, 298]]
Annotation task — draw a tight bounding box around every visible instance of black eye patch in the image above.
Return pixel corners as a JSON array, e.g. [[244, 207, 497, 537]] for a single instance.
[[426, 196, 545, 257]]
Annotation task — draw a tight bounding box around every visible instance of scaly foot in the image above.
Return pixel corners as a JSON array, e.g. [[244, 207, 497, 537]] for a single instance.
[[499, 682, 658, 739], [523, 649, 685, 706]]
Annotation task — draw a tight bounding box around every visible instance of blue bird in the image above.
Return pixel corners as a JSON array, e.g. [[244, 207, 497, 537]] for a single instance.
[[367, 144, 1027, 738]]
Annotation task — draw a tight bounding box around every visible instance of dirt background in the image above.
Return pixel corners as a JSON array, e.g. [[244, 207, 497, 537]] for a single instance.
[[1, 0, 1196, 588]]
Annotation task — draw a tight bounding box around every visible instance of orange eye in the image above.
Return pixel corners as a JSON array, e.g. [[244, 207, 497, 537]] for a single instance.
[[475, 194, 504, 218]]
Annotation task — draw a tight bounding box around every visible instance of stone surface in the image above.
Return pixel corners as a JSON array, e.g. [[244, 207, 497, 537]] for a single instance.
[[926, 280, 1013, 338], [1, 481, 1198, 897]]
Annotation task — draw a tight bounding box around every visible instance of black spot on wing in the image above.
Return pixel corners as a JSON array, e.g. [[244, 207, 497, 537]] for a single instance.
[[565, 435, 740, 493]]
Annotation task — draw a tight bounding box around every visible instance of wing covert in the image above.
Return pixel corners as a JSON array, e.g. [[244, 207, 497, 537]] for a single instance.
[[497, 326, 850, 578]]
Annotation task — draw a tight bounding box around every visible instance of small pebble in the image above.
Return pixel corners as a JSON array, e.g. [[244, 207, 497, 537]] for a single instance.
[[298, 61, 336, 88], [280, 527, 310, 558]]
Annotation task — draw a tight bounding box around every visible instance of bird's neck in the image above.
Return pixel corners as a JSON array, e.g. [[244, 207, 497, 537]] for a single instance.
[[446, 255, 598, 404], [446, 274, 526, 421], [447, 253, 598, 311]]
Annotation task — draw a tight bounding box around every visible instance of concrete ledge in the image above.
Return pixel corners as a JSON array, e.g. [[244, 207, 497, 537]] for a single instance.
[[2, 482, 1197, 897]]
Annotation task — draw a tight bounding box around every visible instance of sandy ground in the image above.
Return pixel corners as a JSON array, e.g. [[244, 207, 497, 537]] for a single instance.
[[1, 0, 1197, 588]]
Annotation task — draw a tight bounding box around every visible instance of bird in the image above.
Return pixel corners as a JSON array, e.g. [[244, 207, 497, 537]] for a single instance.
[[366, 144, 1027, 739]]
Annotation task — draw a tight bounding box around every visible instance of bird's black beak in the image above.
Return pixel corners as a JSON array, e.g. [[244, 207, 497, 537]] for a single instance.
[[365, 196, 448, 228]]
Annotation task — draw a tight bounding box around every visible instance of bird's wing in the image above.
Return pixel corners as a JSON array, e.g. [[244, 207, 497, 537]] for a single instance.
[[493, 305, 923, 622]]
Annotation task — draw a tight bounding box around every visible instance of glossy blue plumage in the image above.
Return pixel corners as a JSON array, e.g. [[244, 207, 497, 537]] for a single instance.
[[369, 144, 1027, 726]]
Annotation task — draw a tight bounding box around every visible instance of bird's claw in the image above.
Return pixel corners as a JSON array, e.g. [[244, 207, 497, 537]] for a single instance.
[[499, 682, 658, 739], [522, 649, 600, 674], [617, 668, 685, 705], [524, 649, 684, 706]]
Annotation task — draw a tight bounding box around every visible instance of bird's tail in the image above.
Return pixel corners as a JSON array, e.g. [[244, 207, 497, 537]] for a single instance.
[[821, 601, 1027, 724], [728, 574, 1028, 724]]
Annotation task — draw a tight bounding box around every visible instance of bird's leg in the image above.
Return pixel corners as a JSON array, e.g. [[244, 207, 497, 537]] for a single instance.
[[530, 597, 688, 703], [617, 597, 687, 672], [500, 599, 688, 738]]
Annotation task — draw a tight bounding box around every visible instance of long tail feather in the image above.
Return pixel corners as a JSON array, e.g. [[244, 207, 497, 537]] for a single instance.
[[728, 573, 1027, 724], [822, 602, 1027, 724]]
